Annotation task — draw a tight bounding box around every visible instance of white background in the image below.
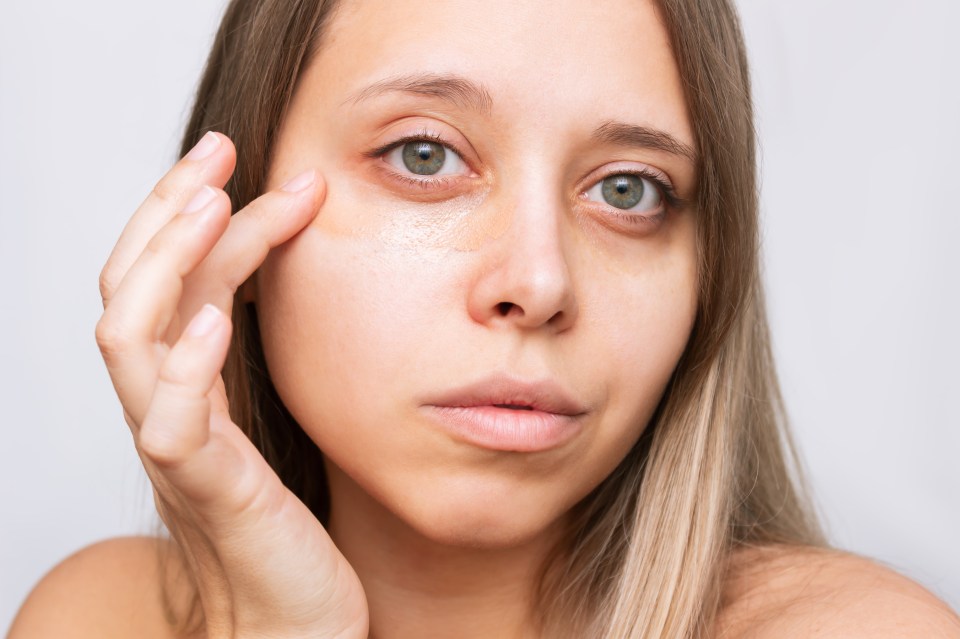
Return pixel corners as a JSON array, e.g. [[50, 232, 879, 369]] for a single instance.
[[2, 0, 958, 631]]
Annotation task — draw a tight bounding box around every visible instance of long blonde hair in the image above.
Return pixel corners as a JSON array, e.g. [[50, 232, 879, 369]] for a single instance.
[[159, 0, 825, 636]]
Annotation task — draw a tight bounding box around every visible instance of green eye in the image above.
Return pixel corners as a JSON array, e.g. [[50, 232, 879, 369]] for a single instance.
[[601, 175, 644, 209], [586, 173, 663, 212], [401, 141, 446, 175], [384, 137, 469, 179]]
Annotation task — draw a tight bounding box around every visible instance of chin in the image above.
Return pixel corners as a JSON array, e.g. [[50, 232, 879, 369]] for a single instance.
[[384, 472, 571, 550], [405, 506, 558, 551], [324, 445, 578, 551]]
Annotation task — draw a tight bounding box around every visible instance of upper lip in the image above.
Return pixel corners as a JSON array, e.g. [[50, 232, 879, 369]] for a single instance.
[[426, 373, 589, 416]]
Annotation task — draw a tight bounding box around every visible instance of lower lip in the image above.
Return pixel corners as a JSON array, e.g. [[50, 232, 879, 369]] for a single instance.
[[423, 405, 583, 452]]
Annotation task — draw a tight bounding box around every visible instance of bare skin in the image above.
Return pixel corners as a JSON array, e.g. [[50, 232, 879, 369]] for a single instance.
[[715, 546, 960, 638], [11, 537, 960, 637], [8, 0, 960, 637]]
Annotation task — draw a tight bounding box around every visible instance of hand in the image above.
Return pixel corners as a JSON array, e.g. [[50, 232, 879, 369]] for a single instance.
[[95, 132, 369, 639]]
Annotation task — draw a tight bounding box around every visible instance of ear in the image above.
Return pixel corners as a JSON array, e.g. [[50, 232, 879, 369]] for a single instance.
[[239, 273, 258, 305]]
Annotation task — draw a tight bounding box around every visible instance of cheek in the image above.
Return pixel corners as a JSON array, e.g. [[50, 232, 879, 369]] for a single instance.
[[253, 212, 454, 459], [582, 216, 699, 448]]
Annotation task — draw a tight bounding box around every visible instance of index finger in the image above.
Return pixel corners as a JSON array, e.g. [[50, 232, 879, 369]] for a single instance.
[[99, 131, 238, 309]]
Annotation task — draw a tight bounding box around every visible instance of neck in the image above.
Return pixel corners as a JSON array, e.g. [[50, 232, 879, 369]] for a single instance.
[[324, 460, 568, 639]]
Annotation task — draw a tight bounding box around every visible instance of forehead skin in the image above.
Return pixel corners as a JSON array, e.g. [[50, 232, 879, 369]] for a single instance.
[[294, 0, 695, 190]]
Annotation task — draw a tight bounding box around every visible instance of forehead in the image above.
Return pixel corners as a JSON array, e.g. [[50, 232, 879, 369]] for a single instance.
[[312, 0, 693, 149]]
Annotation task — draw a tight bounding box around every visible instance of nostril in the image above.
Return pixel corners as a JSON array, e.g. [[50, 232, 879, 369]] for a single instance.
[[497, 302, 515, 316]]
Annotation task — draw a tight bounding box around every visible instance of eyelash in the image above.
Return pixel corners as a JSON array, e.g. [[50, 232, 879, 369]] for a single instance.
[[363, 131, 686, 220]]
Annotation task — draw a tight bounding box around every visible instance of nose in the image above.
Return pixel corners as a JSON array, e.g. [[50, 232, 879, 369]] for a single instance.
[[466, 185, 579, 333]]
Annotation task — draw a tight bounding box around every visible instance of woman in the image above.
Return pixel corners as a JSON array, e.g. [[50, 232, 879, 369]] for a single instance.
[[10, 0, 960, 637]]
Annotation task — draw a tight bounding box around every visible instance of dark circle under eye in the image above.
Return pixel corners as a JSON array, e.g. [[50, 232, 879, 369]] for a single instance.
[[402, 141, 446, 175], [600, 174, 645, 209]]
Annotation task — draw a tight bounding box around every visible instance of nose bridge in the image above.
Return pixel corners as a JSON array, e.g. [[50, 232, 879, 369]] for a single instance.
[[467, 163, 578, 331], [502, 174, 569, 266]]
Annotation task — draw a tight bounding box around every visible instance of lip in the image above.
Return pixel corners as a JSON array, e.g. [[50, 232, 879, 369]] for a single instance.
[[422, 373, 589, 452]]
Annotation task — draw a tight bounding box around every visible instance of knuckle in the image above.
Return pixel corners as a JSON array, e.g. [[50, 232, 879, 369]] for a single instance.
[[142, 226, 190, 277], [98, 266, 118, 305], [141, 235, 166, 266], [211, 267, 245, 298], [94, 314, 133, 360], [150, 176, 186, 209], [139, 398, 210, 470], [157, 342, 206, 399], [157, 350, 202, 391], [138, 425, 180, 467]]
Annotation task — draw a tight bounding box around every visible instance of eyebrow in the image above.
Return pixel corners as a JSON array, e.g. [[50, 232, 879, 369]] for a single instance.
[[343, 72, 494, 116], [343, 72, 697, 163], [590, 120, 697, 164]]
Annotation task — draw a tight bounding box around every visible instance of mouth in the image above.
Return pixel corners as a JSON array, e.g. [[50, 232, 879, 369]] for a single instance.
[[426, 373, 589, 417], [421, 373, 588, 452]]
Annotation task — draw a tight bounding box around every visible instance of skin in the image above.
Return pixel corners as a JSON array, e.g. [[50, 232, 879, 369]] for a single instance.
[[242, 0, 697, 636]]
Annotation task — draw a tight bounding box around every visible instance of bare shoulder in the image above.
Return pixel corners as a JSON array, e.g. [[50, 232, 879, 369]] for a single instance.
[[8, 535, 200, 639], [715, 544, 960, 638]]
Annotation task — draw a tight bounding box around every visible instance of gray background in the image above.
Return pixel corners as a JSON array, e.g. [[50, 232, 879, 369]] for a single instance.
[[2, 0, 958, 630]]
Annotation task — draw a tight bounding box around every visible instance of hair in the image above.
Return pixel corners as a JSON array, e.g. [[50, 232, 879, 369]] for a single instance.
[[156, 0, 826, 636]]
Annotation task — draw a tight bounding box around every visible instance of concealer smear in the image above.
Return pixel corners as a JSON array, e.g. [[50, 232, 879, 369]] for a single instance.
[[372, 186, 507, 253]]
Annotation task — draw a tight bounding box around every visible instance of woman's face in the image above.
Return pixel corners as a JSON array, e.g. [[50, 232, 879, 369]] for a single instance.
[[249, 0, 698, 547]]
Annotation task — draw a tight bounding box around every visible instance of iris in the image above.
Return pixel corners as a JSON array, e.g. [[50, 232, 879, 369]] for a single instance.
[[402, 141, 446, 175], [601, 174, 645, 209]]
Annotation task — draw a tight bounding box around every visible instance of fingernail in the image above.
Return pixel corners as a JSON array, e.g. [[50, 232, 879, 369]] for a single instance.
[[184, 132, 221, 161], [280, 169, 316, 193], [186, 304, 222, 338], [182, 186, 217, 214]]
